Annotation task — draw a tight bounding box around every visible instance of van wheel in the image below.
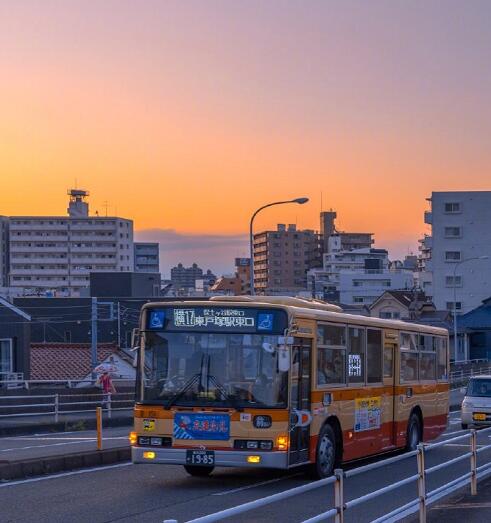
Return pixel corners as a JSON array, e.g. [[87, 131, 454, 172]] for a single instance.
[[406, 414, 421, 451], [184, 465, 214, 477], [310, 424, 337, 479], [461, 423, 469, 430]]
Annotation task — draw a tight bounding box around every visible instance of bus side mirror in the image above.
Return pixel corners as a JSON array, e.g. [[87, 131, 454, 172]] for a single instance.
[[278, 346, 290, 372]]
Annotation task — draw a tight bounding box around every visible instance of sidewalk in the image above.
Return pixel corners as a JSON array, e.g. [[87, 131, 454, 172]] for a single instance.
[[424, 475, 491, 522]]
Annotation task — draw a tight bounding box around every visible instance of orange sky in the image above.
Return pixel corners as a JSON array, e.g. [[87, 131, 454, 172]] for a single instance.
[[1, 1, 491, 272]]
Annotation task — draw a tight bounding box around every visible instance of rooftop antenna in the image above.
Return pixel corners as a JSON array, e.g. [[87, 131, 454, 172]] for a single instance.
[[102, 201, 109, 217], [320, 191, 323, 212]]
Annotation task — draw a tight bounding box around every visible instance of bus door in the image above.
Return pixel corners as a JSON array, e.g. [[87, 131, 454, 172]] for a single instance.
[[288, 337, 312, 466], [383, 341, 398, 448]]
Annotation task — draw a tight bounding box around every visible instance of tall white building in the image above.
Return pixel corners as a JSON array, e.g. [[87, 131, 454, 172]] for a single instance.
[[8, 190, 134, 297], [308, 241, 414, 305], [419, 191, 491, 314]]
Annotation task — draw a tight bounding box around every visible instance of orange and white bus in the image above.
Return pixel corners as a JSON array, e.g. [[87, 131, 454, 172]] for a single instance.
[[130, 296, 449, 478]]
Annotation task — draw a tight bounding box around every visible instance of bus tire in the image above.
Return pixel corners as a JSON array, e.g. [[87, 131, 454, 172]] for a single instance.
[[406, 413, 421, 451], [183, 465, 214, 477], [310, 423, 337, 479]]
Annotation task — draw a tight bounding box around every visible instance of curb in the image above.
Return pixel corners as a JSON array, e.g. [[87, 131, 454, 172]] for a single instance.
[[0, 446, 131, 481], [0, 416, 133, 437]]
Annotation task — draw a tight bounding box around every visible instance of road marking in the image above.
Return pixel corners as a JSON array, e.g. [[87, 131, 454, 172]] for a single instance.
[[440, 429, 467, 437], [212, 473, 304, 496], [0, 462, 132, 488]]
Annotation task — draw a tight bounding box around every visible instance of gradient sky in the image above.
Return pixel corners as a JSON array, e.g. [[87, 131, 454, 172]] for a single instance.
[[1, 1, 491, 276]]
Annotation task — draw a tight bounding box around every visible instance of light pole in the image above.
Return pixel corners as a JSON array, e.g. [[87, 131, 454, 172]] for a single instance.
[[249, 198, 309, 296], [453, 255, 488, 361]]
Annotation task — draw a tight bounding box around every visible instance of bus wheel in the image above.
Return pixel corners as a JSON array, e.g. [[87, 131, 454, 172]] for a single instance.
[[184, 465, 214, 477], [311, 424, 337, 479], [406, 414, 421, 451]]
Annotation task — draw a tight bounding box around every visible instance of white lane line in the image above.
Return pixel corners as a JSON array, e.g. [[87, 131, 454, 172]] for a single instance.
[[449, 420, 461, 425], [0, 462, 132, 488], [0, 441, 92, 452], [212, 473, 303, 496], [440, 429, 467, 437]]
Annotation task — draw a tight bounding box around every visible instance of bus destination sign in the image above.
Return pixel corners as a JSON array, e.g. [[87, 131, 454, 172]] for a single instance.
[[147, 306, 287, 334]]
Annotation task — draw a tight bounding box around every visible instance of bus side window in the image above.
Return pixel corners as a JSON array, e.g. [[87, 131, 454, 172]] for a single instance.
[[367, 329, 382, 383], [383, 344, 393, 379]]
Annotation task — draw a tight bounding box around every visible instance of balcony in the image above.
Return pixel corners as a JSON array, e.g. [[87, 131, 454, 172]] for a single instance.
[[424, 211, 432, 225], [10, 223, 68, 231], [10, 246, 68, 253]]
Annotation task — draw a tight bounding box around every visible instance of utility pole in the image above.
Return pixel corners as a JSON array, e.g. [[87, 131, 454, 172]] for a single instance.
[[91, 297, 98, 379]]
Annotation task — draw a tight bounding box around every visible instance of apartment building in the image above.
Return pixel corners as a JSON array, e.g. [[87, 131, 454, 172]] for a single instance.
[[253, 224, 319, 295], [8, 190, 134, 297], [419, 191, 491, 314], [134, 242, 160, 273], [308, 246, 414, 305], [0, 216, 9, 287], [320, 211, 373, 253]]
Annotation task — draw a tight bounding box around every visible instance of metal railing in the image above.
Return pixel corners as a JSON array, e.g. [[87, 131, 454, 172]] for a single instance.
[[0, 391, 134, 421], [0, 378, 135, 390], [165, 427, 491, 523]]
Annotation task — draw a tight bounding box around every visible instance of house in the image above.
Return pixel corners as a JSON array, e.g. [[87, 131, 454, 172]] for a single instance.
[[369, 290, 429, 320], [30, 343, 135, 381], [0, 296, 31, 381], [457, 297, 491, 361]]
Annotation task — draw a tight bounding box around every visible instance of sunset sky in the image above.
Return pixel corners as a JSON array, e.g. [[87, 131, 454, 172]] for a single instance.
[[1, 1, 491, 276]]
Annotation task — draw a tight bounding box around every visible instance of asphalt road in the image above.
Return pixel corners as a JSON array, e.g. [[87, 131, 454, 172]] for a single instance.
[[2, 410, 491, 523], [0, 426, 130, 461]]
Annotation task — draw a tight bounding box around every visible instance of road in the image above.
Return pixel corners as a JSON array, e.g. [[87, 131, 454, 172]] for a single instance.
[[0, 426, 130, 461], [1, 410, 491, 523]]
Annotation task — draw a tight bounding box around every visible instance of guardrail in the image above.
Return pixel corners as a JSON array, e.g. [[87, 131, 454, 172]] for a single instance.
[[0, 391, 134, 421], [165, 427, 491, 523], [450, 365, 491, 383], [0, 378, 135, 390]]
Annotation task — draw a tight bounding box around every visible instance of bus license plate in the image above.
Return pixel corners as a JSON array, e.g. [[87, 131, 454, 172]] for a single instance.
[[473, 413, 487, 421], [186, 450, 215, 466]]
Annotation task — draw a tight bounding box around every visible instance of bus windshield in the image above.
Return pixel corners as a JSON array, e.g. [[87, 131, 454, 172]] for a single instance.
[[140, 331, 288, 408]]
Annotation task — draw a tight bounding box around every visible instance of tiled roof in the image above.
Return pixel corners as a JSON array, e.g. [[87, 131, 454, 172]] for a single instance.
[[30, 343, 119, 380]]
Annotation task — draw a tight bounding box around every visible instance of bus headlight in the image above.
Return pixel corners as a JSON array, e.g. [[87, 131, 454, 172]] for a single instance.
[[129, 432, 137, 445], [143, 451, 156, 460], [247, 455, 261, 464]]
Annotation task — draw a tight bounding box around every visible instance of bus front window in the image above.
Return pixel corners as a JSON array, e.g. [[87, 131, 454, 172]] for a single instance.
[[141, 332, 288, 408]]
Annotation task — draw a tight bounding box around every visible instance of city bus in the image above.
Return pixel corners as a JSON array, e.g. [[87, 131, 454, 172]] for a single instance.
[[130, 296, 449, 478]]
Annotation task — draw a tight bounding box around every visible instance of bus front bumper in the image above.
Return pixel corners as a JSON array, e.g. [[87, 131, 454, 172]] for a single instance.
[[131, 446, 289, 469]]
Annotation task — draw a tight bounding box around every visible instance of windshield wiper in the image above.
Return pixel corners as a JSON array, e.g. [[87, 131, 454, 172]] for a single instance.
[[164, 354, 206, 409]]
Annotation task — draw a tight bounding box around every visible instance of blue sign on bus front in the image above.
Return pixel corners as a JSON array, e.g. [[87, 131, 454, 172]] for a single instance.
[[173, 413, 230, 441]]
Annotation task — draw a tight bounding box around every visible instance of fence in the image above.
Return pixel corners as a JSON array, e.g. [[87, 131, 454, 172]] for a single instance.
[[0, 377, 135, 390], [450, 365, 491, 388], [164, 426, 491, 523], [0, 391, 134, 421]]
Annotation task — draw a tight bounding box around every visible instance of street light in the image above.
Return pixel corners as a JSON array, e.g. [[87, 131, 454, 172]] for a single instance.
[[453, 255, 489, 361], [249, 198, 309, 295]]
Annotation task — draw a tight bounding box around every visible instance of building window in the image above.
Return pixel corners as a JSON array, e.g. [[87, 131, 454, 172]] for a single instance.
[[446, 275, 462, 287], [446, 301, 462, 311], [445, 251, 461, 261], [445, 226, 461, 238], [353, 297, 364, 303], [0, 339, 13, 374], [444, 202, 461, 213]]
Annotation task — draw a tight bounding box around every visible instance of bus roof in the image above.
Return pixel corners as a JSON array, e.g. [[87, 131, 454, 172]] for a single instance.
[[141, 296, 449, 336]]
